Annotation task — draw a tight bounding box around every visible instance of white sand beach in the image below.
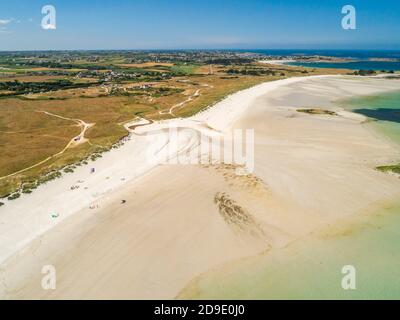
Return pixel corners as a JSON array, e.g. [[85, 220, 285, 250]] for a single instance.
[[259, 59, 295, 66], [1, 75, 400, 299]]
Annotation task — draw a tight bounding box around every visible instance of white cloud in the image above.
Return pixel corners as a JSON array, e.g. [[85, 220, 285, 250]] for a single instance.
[[0, 19, 14, 34], [0, 19, 12, 25]]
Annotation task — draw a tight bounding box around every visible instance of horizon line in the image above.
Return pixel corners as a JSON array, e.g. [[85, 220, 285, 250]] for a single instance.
[[1, 48, 400, 53]]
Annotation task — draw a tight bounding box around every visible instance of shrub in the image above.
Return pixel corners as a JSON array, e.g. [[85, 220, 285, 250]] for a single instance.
[[7, 193, 21, 200]]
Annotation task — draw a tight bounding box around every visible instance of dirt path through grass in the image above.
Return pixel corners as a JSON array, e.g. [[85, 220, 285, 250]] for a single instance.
[[0, 111, 94, 181], [159, 89, 201, 117]]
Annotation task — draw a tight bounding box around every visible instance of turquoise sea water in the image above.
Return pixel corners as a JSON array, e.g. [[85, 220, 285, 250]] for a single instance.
[[248, 49, 400, 71], [286, 60, 400, 71], [340, 90, 400, 146], [180, 203, 400, 299], [180, 91, 400, 300]]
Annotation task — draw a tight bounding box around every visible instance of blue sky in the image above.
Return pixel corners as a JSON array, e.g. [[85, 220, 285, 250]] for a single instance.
[[0, 0, 399, 50]]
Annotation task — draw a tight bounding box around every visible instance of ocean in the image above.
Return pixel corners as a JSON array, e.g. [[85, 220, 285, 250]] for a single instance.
[[179, 90, 400, 300], [180, 202, 400, 299], [342, 90, 400, 145], [249, 49, 400, 71]]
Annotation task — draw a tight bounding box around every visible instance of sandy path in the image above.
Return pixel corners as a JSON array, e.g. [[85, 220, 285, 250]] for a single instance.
[[159, 89, 201, 116], [1, 75, 400, 299], [37, 111, 94, 147], [158, 81, 213, 117], [122, 117, 153, 133]]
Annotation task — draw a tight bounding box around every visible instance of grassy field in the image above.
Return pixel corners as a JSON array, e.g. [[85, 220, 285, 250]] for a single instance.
[[170, 64, 200, 75], [0, 95, 142, 196], [0, 57, 348, 199]]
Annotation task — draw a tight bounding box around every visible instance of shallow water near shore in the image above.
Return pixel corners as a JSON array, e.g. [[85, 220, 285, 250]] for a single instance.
[[342, 90, 400, 145], [179, 202, 400, 299], [286, 60, 400, 71], [179, 91, 400, 300]]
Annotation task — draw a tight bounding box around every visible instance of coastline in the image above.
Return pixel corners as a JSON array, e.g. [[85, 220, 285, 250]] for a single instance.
[[178, 197, 400, 300], [1, 75, 400, 299], [0, 75, 333, 265], [259, 59, 295, 66]]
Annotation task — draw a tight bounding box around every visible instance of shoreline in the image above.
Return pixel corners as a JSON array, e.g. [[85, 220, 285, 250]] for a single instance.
[[259, 59, 295, 66], [177, 196, 400, 299], [0, 75, 334, 265], [1, 75, 400, 299]]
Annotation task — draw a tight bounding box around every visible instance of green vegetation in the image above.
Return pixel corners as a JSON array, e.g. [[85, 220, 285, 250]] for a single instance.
[[353, 70, 377, 76], [205, 58, 253, 65], [376, 164, 400, 174], [118, 86, 184, 97], [227, 68, 277, 76], [297, 108, 338, 116], [0, 50, 349, 199], [0, 79, 96, 96], [170, 64, 199, 75], [7, 192, 21, 201]]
